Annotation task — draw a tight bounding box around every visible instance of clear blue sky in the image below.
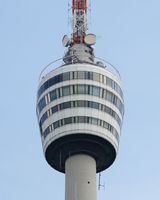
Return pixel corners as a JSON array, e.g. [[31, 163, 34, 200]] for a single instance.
[[0, 0, 160, 199]]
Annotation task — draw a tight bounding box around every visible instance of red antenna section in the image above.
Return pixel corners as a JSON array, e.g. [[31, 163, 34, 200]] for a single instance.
[[72, 0, 87, 13], [72, 0, 88, 44]]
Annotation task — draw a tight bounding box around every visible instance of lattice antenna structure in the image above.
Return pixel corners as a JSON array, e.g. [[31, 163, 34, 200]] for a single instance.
[[72, 0, 88, 43]]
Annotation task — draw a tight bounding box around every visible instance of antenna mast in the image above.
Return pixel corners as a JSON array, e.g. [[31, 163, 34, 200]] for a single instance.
[[72, 0, 87, 44], [62, 0, 96, 64]]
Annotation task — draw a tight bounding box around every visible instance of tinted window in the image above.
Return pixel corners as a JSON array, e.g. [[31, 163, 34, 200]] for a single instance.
[[64, 117, 72, 125], [44, 127, 50, 138], [54, 121, 60, 129], [103, 121, 109, 129], [38, 71, 123, 100], [38, 97, 46, 112], [62, 86, 70, 96], [62, 72, 70, 81], [44, 81, 49, 90], [88, 72, 93, 80], [48, 77, 55, 87], [91, 102, 99, 109], [42, 116, 119, 141], [77, 85, 86, 94], [78, 116, 87, 123], [52, 105, 58, 113], [41, 112, 48, 124], [91, 118, 98, 125], [77, 71, 85, 79], [92, 86, 100, 96], [50, 90, 57, 101], [77, 100, 87, 107], [63, 101, 71, 109], [93, 73, 100, 82]]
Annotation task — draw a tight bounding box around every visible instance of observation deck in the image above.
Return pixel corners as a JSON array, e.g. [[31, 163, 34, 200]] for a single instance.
[[36, 58, 124, 173]]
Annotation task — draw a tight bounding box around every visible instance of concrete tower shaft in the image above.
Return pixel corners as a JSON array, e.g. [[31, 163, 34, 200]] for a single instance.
[[65, 154, 96, 200]]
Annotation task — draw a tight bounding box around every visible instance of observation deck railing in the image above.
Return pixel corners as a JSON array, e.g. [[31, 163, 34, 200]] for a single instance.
[[38, 57, 121, 82]]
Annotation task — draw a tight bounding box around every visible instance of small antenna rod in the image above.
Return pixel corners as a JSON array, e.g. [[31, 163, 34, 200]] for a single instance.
[[98, 173, 105, 191]]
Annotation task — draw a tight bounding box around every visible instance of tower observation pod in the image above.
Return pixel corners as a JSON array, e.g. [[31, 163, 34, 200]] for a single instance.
[[36, 1, 124, 200]]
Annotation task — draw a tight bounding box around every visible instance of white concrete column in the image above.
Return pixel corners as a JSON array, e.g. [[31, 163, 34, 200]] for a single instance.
[[65, 154, 97, 200]]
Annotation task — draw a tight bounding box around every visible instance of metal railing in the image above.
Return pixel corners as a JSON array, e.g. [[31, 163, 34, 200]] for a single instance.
[[38, 56, 121, 82]]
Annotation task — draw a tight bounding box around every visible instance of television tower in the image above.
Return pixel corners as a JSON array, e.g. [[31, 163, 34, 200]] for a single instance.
[[36, 1, 124, 200]]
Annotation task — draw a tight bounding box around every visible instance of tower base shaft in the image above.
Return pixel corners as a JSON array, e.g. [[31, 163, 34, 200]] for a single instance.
[[65, 154, 97, 200]]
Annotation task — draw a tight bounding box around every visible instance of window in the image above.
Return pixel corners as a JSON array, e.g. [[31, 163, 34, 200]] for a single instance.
[[38, 97, 46, 112], [77, 71, 85, 79], [61, 101, 71, 109], [72, 71, 77, 79], [106, 77, 112, 86], [62, 86, 70, 96], [112, 95, 117, 104], [93, 73, 100, 82], [41, 112, 48, 124], [54, 121, 60, 129], [50, 90, 57, 101], [102, 89, 105, 98], [38, 71, 123, 100], [91, 118, 98, 125], [62, 72, 70, 81], [78, 116, 87, 123], [91, 102, 99, 109], [72, 101, 76, 107], [44, 127, 50, 138], [57, 88, 61, 98], [103, 121, 109, 129], [92, 86, 100, 96], [73, 85, 77, 94], [52, 105, 58, 113], [54, 75, 60, 84], [77, 85, 86, 94], [39, 84, 123, 119], [61, 119, 64, 126], [87, 85, 93, 95], [87, 72, 93, 80], [77, 100, 87, 107], [64, 117, 72, 125], [106, 91, 112, 102], [42, 116, 119, 141], [48, 77, 55, 87], [44, 81, 49, 90]]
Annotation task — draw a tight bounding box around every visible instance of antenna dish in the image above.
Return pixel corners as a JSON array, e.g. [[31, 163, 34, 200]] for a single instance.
[[62, 35, 70, 47], [84, 34, 96, 45]]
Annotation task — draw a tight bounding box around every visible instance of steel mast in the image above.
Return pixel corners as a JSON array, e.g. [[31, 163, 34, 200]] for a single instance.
[[72, 0, 87, 43]]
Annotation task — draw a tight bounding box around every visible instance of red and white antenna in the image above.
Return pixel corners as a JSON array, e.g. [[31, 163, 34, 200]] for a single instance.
[[72, 0, 87, 44], [62, 0, 96, 64], [63, 0, 96, 47]]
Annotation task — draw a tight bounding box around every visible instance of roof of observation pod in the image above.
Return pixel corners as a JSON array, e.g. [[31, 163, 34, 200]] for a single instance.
[[38, 57, 122, 84]]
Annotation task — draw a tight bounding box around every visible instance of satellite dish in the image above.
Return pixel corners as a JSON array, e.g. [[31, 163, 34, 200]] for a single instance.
[[62, 35, 70, 47], [84, 34, 96, 45]]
